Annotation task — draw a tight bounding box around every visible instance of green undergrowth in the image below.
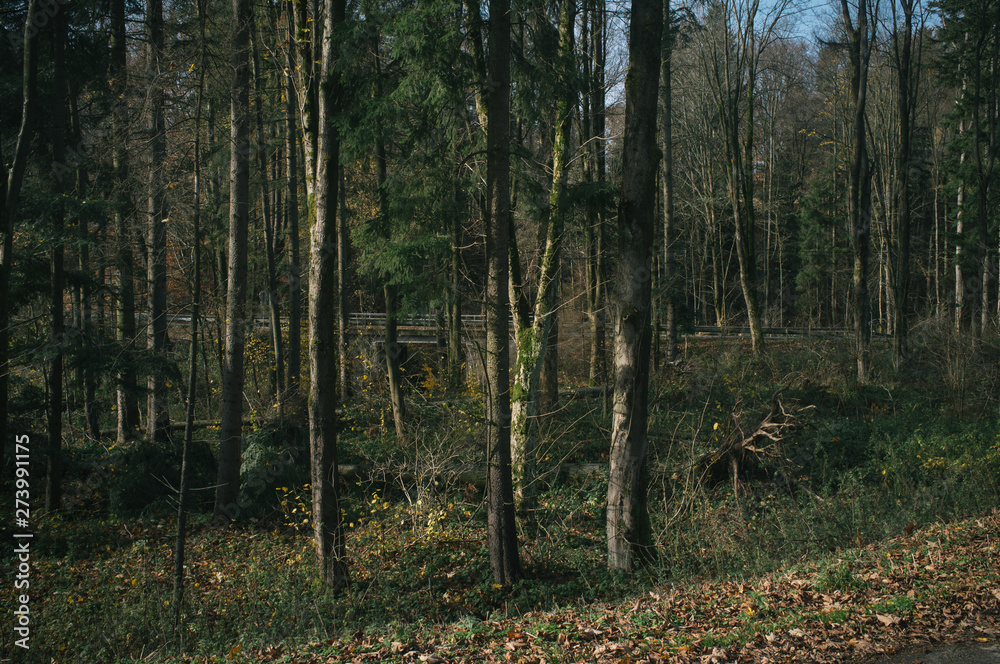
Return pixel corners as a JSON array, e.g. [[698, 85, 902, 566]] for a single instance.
[[8, 336, 1000, 662]]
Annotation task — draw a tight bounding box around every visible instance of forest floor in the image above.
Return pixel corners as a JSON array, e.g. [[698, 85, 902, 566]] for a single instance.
[[206, 511, 999, 664]]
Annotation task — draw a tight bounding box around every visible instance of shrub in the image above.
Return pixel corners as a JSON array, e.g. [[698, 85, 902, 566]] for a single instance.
[[237, 418, 310, 518]]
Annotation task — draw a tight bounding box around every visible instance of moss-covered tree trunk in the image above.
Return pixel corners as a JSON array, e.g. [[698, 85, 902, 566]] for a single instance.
[[510, 0, 574, 512]]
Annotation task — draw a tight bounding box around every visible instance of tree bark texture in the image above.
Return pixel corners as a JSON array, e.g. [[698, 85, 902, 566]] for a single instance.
[[510, 0, 574, 512], [284, 13, 302, 394], [484, 0, 521, 586], [606, 0, 661, 573], [111, 0, 141, 444], [214, 0, 253, 519], [659, 0, 678, 363], [251, 24, 285, 414], [309, 0, 349, 591], [147, 0, 170, 441], [842, 0, 874, 384]]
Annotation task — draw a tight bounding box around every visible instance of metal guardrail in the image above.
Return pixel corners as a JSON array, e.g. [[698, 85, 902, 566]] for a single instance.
[[160, 312, 880, 340]]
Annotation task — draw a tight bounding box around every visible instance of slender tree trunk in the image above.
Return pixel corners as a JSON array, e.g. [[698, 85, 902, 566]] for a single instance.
[[47, 11, 70, 512], [284, 11, 302, 394], [842, 0, 874, 383], [293, 0, 319, 203], [309, 0, 349, 591], [147, 0, 170, 441], [3, 0, 41, 467], [384, 284, 406, 440], [892, 0, 916, 367], [214, 0, 253, 519], [449, 197, 463, 385], [539, 311, 558, 414], [484, 0, 521, 586], [337, 166, 350, 402], [111, 0, 141, 444], [69, 89, 99, 440], [659, 0, 677, 363], [251, 24, 285, 414], [174, 3, 206, 630], [606, 0, 661, 573], [587, 0, 607, 388], [510, 0, 573, 512], [374, 130, 405, 439]]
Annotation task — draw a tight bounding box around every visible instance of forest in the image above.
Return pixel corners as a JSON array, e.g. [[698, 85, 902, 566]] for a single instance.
[[1, 0, 999, 660]]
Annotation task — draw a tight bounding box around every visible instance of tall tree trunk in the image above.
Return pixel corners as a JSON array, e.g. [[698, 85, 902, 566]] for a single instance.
[[70, 88, 99, 440], [284, 9, 302, 394], [309, 0, 349, 591], [147, 0, 170, 441], [449, 197, 463, 386], [659, 0, 677, 363], [47, 10, 69, 512], [510, 0, 574, 512], [891, 0, 916, 367], [384, 284, 406, 440], [174, 1, 206, 629], [292, 0, 319, 203], [337, 166, 350, 402], [252, 23, 285, 415], [842, 0, 874, 384], [374, 130, 405, 440], [2, 0, 41, 467], [111, 0, 141, 444], [484, 0, 521, 586], [214, 0, 253, 519], [606, 0, 661, 573], [585, 0, 607, 388]]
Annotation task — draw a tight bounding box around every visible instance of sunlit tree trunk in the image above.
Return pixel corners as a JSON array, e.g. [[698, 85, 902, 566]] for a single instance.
[[607, 0, 661, 573], [510, 0, 574, 512], [374, 122, 405, 440], [251, 24, 285, 415], [309, 0, 349, 591]]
